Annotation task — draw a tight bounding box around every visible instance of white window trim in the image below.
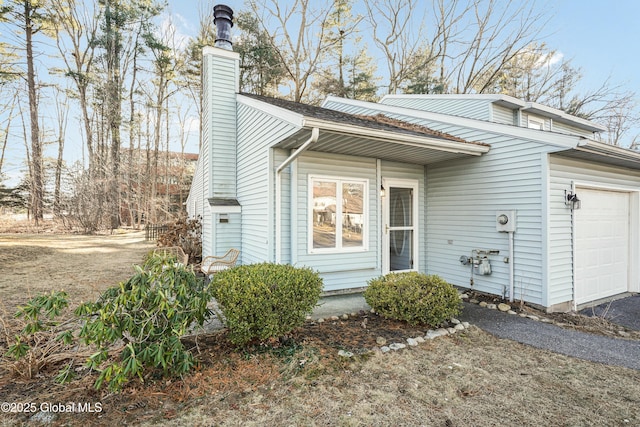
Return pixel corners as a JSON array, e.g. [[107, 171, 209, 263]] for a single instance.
[[527, 116, 545, 130], [308, 175, 369, 254]]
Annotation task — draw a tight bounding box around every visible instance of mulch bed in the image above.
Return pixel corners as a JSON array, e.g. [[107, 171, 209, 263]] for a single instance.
[[2, 296, 638, 426], [0, 311, 444, 426]]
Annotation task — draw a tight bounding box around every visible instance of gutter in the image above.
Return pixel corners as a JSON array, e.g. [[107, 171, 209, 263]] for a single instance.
[[303, 118, 489, 156], [275, 127, 320, 263]]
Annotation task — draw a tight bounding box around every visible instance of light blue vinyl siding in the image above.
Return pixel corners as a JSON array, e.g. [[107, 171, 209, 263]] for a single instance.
[[548, 155, 640, 306], [381, 97, 491, 121], [426, 138, 545, 304], [213, 213, 242, 261], [294, 151, 381, 292], [204, 53, 238, 199], [552, 121, 595, 138], [324, 99, 548, 305], [492, 105, 516, 125], [186, 146, 205, 219], [236, 102, 299, 265]]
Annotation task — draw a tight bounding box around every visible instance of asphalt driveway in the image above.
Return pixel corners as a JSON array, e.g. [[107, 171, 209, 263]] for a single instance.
[[458, 300, 640, 371], [579, 294, 640, 331]]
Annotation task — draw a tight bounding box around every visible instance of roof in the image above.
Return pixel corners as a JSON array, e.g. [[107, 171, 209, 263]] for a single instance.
[[241, 93, 479, 144], [239, 93, 490, 165], [557, 139, 640, 171], [381, 93, 607, 133], [328, 96, 640, 172]]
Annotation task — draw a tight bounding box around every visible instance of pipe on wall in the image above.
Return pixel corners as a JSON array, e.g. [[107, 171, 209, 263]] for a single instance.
[[275, 127, 320, 264], [509, 231, 515, 302]]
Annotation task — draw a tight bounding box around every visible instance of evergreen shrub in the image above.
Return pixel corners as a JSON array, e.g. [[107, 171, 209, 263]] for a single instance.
[[212, 263, 322, 346], [364, 272, 461, 326]]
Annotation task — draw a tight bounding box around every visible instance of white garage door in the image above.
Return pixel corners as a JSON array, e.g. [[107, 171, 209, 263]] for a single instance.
[[574, 188, 630, 305]]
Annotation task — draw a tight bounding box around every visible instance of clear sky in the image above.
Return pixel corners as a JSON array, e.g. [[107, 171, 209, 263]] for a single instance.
[[543, 0, 640, 96]]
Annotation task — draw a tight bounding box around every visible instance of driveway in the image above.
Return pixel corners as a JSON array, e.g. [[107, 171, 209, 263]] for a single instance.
[[579, 294, 640, 331], [458, 301, 640, 371]]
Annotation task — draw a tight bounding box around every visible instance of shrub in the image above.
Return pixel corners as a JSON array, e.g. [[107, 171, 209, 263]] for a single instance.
[[364, 272, 461, 326], [75, 254, 213, 391], [211, 263, 322, 346], [4, 291, 76, 382]]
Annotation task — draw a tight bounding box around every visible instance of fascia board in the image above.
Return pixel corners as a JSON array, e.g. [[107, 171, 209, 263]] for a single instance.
[[238, 94, 305, 128]]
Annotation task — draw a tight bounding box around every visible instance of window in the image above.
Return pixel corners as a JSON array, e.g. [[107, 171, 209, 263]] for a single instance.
[[310, 176, 368, 253], [527, 116, 545, 130]]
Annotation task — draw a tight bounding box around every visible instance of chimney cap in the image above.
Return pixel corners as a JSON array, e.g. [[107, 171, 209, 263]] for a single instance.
[[214, 4, 234, 50]]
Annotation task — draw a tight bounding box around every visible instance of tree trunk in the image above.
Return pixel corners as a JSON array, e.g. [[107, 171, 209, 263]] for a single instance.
[[105, 0, 122, 230], [53, 103, 66, 216], [24, 0, 43, 223]]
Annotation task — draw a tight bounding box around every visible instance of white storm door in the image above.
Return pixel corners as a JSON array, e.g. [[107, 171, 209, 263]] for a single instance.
[[383, 179, 419, 274]]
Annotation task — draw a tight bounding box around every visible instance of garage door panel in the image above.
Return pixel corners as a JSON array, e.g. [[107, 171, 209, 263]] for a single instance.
[[575, 188, 629, 305]]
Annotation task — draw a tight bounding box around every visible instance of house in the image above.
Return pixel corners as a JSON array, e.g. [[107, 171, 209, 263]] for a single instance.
[[187, 6, 640, 311]]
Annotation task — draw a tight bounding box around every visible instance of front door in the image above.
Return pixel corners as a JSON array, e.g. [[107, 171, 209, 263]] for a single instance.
[[383, 179, 418, 274]]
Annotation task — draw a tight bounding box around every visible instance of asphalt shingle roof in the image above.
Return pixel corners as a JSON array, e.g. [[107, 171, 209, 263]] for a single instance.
[[240, 93, 486, 146]]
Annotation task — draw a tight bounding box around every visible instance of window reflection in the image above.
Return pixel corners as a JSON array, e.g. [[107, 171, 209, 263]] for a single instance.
[[311, 178, 367, 251], [342, 183, 364, 247], [313, 181, 336, 248]]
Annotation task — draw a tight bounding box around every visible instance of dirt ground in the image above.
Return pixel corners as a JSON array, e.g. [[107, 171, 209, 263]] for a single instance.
[[1, 230, 639, 426], [0, 231, 155, 313]]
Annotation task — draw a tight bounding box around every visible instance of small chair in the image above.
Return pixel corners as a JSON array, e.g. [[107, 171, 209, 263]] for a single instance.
[[201, 248, 240, 276], [153, 246, 189, 265]]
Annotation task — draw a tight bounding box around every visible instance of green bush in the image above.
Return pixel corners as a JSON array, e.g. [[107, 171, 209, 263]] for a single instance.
[[211, 263, 322, 346], [364, 272, 461, 326], [75, 254, 213, 391], [5, 291, 75, 383]]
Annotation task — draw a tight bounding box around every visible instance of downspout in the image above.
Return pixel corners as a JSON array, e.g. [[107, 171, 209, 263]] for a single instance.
[[275, 127, 320, 263]]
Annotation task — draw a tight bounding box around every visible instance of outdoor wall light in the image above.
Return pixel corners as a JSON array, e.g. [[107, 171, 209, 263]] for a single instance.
[[380, 185, 386, 197], [565, 190, 581, 210]]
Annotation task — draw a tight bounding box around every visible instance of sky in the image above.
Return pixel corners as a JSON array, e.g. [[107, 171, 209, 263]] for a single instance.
[[2, 0, 640, 187], [163, 0, 640, 98], [542, 0, 640, 96]]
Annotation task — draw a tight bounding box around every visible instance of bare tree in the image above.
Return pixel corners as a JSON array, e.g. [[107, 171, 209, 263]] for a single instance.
[[247, 0, 335, 102], [15, 0, 44, 224], [48, 0, 99, 172], [363, 0, 430, 95], [445, 0, 546, 94], [52, 86, 69, 215], [0, 89, 18, 179]]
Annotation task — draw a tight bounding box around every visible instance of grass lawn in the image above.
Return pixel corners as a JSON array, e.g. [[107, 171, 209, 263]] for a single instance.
[[0, 230, 638, 426]]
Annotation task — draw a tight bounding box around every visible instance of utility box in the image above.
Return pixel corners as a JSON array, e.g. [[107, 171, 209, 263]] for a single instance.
[[496, 210, 516, 232]]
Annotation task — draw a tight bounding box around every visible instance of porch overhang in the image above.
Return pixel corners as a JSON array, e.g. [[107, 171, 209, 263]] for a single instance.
[[272, 119, 489, 165], [555, 139, 640, 171]]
